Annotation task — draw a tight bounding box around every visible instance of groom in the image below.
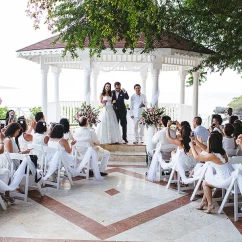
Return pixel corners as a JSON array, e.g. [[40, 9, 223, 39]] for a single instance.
[[112, 82, 129, 144]]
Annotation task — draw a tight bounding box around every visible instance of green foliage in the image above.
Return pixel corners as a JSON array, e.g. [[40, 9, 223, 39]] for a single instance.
[[228, 95, 242, 113], [29, 106, 42, 119], [27, 0, 242, 78], [0, 106, 8, 119]]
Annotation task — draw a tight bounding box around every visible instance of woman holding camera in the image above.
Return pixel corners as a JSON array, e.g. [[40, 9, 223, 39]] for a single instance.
[[190, 131, 231, 213], [5, 110, 16, 126], [159, 120, 197, 183]]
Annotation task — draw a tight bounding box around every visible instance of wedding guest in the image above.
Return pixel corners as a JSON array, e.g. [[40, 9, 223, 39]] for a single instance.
[[5, 110, 16, 126], [35, 112, 45, 122], [17, 116, 33, 151], [153, 121, 196, 183], [190, 131, 231, 214], [111, 81, 129, 143], [192, 117, 209, 143], [147, 115, 176, 166], [74, 116, 109, 176], [210, 114, 223, 133], [33, 121, 49, 146], [59, 118, 74, 141], [233, 122, 242, 139], [48, 124, 76, 167], [96, 82, 122, 144], [222, 123, 236, 149], [130, 84, 147, 144]]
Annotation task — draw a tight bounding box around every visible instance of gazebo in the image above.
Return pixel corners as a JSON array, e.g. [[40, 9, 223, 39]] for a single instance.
[[16, 33, 213, 149]]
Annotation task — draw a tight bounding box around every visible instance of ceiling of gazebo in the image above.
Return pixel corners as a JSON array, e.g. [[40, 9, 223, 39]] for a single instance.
[[16, 33, 213, 71]]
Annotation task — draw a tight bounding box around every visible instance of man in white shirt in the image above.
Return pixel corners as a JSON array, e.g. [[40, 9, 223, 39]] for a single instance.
[[74, 116, 110, 176], [192, 116, 210, 143], [147, 115, 176, 166], [130, 84, 147, 144]]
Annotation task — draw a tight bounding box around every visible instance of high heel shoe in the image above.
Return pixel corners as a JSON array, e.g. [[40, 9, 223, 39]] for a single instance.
[[204, 204, 215, 214], [196, 200, 207, 210]]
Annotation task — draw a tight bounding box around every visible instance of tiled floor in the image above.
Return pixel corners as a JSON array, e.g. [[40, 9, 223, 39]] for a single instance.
[[0, 162, 241, 242]]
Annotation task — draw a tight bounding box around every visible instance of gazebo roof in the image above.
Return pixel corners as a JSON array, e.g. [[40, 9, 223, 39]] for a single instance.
[[17, 33, 213, 55]]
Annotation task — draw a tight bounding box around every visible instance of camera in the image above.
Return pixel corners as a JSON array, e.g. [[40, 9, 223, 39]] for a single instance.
[[0, 123, 4, 129], [212, 123, 216, 127], [190, 131, 195, 137], [171, 121, 176, 125], [10, 114, 14, 120]]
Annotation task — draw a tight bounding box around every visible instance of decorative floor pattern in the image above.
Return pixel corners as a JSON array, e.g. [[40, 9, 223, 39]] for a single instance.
[[0, 164, 241, 242]]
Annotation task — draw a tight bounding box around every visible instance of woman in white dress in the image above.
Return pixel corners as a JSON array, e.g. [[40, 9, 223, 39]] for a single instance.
[[59, 118, 74, 141], [17, 117, 33, 151], [96, 82, 122, 144], [33, 121, 49, 146], [190, 131, 232, 213]]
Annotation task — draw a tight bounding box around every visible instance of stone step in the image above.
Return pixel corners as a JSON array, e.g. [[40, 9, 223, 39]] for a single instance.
[[109, 154, 146, 162], [100, 144, 146, 152]]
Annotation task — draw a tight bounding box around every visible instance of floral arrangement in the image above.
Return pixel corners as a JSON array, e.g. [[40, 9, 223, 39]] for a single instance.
[[140, 106, 165, 128], [76, 102, 100, 127]]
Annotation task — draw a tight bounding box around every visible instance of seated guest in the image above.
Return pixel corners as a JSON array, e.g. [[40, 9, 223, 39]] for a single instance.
[[190, 131, 231, 214], [192, 117, 209, 143], [5, 110, 16, 126], [229, 115, 239, 125], [147, 121, 196, 182], [210, 114, 223, 133], [147, 115, 176, 166], [35, 112, 45, 122], [17, 116, 33, 151], [74, 116, 110, 176], [59, 118, 74, 141], [233, 122, 242, 140], [222, 123, 236, 149], [48, 124, 76, 167], [33, 121, 49, 146]]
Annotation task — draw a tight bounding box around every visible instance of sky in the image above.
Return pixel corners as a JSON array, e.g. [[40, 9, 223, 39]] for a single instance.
[[0, 1, 241, 117]]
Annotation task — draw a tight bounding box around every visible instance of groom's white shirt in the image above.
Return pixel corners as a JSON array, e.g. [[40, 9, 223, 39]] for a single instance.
[[74, 127, 100, 148], [130, 93, 147, 118]]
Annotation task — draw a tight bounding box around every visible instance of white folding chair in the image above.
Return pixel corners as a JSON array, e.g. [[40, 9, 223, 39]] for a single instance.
[[218, 167, 242, 221], [5, 153, 43, 202], [0, 194, 7, 210], [159, 144, 177, 180], [72, 141, 91, 180], [225, 149, 237, 157], [229, 156, 242, 165], [166, 157, 196, 194], [28, 143, 45, 171], [42, 146, 74, 189]]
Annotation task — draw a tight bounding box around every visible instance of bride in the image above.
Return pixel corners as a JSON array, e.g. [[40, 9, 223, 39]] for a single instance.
[[96, 82, 122, 144]]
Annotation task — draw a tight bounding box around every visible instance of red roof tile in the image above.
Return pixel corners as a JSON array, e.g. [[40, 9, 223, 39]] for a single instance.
[[17, 33, 214, 54]]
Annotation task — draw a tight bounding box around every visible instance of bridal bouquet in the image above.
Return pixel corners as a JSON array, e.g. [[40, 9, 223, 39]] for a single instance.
[[76, 102, 100, 127], [140, 106, 165, 128]]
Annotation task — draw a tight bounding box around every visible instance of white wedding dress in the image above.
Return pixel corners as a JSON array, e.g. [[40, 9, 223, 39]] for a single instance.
[[96, 96, 122, 144]]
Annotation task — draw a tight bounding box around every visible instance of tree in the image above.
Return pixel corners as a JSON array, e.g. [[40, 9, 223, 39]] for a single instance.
[[228, 96, 242, 113], [29, 106, 42, 119], [0, 106, 8, 120], [26, 0, 242, 76]]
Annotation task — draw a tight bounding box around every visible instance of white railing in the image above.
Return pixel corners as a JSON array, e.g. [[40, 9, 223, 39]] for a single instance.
[[59, 101, 181, 125]]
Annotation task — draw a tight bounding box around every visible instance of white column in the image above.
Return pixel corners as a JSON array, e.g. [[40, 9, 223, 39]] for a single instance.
[[140, 68, 148, 96], [83, 68, 92, 104], [146, 66, 160, 151], [178, 67, 187, 121], [40, 64, 49, 121], [192, 72, 199, 118], [91, 68, 99, 107], [52, 66, 61, 121]]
